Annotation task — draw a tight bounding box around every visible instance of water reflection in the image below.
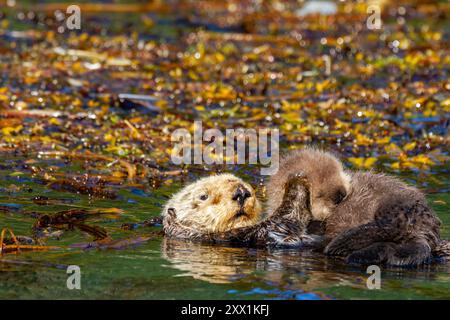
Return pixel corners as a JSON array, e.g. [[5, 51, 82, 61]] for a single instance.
[[161, 238, 450, 296]]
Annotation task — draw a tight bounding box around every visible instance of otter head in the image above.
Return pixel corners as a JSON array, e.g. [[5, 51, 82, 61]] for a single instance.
[[163, 174, 262, 234], [267, 148, 350, 221]]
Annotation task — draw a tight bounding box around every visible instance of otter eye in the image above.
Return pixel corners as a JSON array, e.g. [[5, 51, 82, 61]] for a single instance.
[[199, 194, 208, 201], [332, 189, 346, 205]]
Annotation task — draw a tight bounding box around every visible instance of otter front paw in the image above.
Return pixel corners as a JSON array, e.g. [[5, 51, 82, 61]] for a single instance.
[[284, 172, 309, 193], [277, 172, 311, 212], [268, 231, 322, 248]]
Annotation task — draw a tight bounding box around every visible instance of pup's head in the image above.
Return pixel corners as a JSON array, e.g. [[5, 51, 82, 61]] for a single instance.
[[162, 174, 262, 233], [267, 148, 350, 220]]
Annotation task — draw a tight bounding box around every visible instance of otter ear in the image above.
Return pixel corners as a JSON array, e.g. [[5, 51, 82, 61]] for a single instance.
[[167, 208, 177, 218]]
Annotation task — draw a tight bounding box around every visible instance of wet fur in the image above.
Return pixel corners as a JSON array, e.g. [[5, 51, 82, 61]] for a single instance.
[[323, 172, 442, 266], [269, 148, 444, 267], [210, 174, 322, 248], [162, 174, 262, 238], [267, 148, 350, 221], [161, 149, 447, 266], [163, 174, 322, 248]]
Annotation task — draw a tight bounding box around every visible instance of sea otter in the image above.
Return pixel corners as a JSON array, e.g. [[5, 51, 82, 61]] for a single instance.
[[162, 172, 321, 247], [161, 149, 447, 266], [266, 148, 350, 221], [162, 174, 262, 239], [268, 148, 444, 266]]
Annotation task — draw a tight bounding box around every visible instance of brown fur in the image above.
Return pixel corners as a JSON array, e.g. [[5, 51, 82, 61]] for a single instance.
[[323, 171, 442, 265], [266, 147, 350, 221], [161, 149, 446, 266], [269, 148, 443, 266], [163, 173, 322, 248]]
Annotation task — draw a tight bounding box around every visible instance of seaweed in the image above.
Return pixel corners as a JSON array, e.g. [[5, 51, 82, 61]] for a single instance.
[[32, 208, 122, 242], [0, 228, 59, 254]]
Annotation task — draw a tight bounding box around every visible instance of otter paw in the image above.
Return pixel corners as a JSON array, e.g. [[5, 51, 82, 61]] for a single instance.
[[268, 232, 302, 247], [282, 173, 310, 201], [268, 231, 322, 248], [286, 172, 308, 187]]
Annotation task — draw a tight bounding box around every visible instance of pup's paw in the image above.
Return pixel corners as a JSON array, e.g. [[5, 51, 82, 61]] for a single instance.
[[285, 172, 308, 188], [268, 231, 322, 248]]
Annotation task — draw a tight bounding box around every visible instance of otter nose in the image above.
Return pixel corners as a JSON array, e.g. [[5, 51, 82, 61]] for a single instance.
[[232, 184, 251, 206]]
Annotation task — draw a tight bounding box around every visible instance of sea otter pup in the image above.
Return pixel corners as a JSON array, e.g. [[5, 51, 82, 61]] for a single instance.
[[268, 148, 443, 266], [266, 148, 350, 221], [162, 173, 320, 247]]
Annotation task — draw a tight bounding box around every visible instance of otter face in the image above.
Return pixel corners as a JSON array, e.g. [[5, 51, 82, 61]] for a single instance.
[[267, 148, 351, 221], [163, 174, 262, 233]]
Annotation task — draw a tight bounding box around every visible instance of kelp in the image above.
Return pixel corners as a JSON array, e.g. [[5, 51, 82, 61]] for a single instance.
[[0, 1, 447, 184], [32, 208, 122, 242], [33, 208, 122, 226], [48, 177, 118, 199], [0, 228, 59, 254], [39, 151, 137, 182], [1, 207, 161, 254], [70, 233, 163, 250]]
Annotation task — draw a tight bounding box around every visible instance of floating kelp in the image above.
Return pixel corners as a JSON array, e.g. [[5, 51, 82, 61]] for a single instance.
[[70, 233, 162, 251], [0, 228, 59, 254], [39, 151, 137, 182], [31, 196, 75, 206], [47, 177, 118, 199], [0, 2, 447, 186], [32, 208, 122, 241]]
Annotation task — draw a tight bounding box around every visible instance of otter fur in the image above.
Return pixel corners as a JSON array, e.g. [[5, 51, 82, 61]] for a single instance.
[[323, 172, 442, 266], [163, 172, 321, 247], [268, 148, 444, 266], [162, 174, 262, 239], [161, 149, 447, 266], [266, 148, 350, 221]]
